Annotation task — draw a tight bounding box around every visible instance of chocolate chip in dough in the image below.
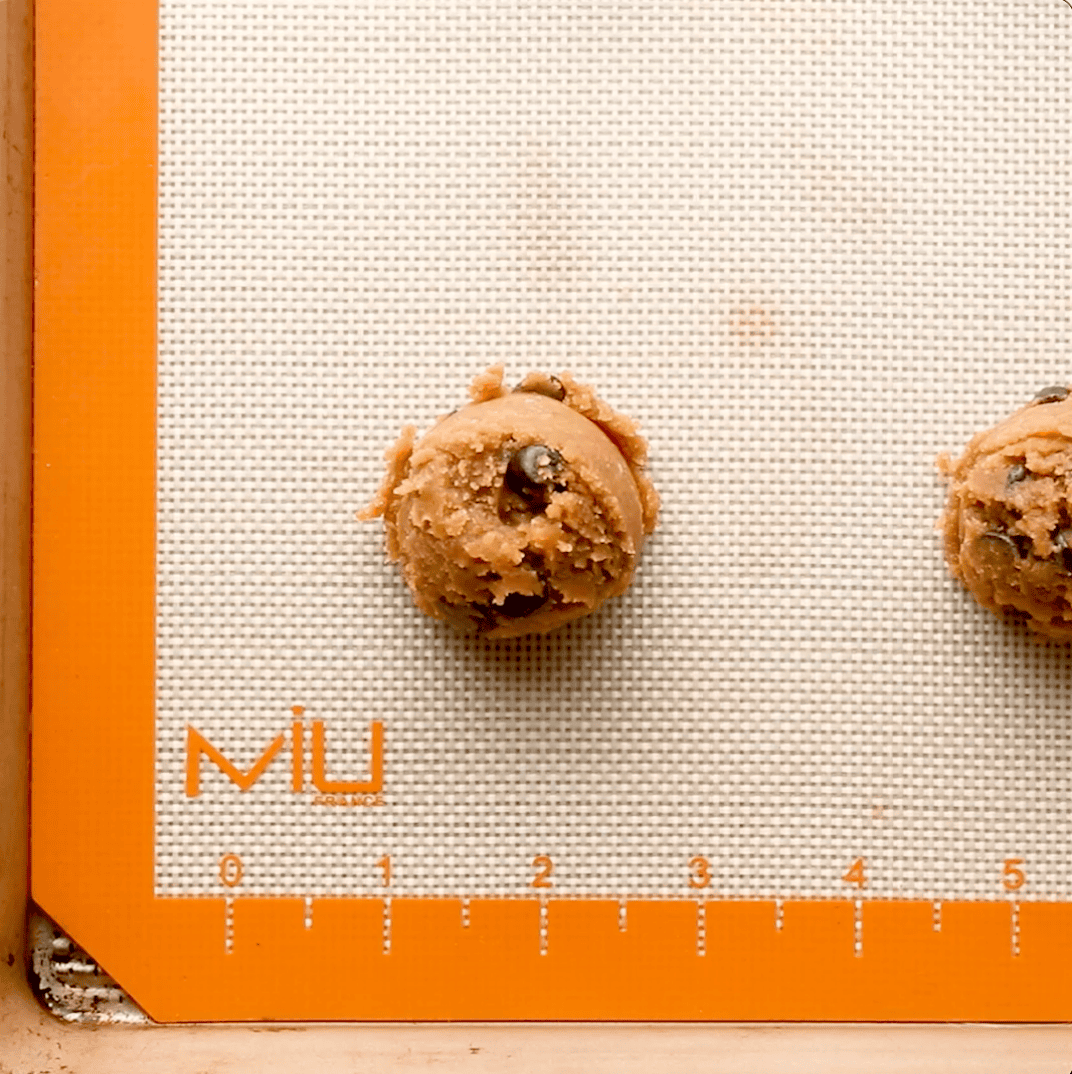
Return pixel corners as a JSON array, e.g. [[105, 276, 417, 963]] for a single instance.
[[505, 444, 564, 503], [513, 373, 567, 402], [1055, 528, 1072, 573], [1006, 461, 1028, 486], [496, 590, 550, 619], [1032, 385, 1070, 405], [977, 530, 1025, 559], [1000, 605, 1031, 622]]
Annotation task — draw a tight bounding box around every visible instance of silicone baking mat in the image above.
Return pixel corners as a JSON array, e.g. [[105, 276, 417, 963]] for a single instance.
[[32, 0, 1072, 1022]]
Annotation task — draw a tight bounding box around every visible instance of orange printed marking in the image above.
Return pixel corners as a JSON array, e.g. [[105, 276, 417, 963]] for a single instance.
[[290, 719, 304, 792], [688, 855, 712, 889], [1003, 858, 1026, 892], [219, 854, 243, 888], [186, 727, 285, 796], [223, 896, 235, 954], [531, 855, 554, 888], [842, 858, 867, 889], [382, 897, 392, 955], [311, 720, 383, 794], [376, 855, 392, 887]]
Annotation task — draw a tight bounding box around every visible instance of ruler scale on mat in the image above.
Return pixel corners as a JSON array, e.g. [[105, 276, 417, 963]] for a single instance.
[[31, 0, 1072, 1022]]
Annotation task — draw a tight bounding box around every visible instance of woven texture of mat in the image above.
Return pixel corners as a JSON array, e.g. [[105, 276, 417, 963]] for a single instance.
[[154, 0, 1072, 901]]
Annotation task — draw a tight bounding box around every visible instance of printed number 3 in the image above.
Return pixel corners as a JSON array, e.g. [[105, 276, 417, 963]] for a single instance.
[[688, 855, 711, 889], [1002, 858, 1026, 892]]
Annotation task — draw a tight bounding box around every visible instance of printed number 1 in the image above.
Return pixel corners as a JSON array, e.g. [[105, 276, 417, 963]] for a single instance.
[[376, 854, 392, 887]]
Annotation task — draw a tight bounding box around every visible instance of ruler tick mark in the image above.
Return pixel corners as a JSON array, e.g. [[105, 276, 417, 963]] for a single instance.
[[696, 901, 706, 957], [383, 897, 392, 955], [304, 896, 313, 929], [1011, 900, 1021, 958], [932, 899, 942, 932], [539, 897, 548, 956], [774, 898, 784, 932], [618, 898, 627, 932], [461, 898, 470, 928], [853, 898, 863, 958], [224, 895, 235, 955]]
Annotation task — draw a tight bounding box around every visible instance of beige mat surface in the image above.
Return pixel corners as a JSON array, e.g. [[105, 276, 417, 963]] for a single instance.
[[154, 0, 1072, 905]]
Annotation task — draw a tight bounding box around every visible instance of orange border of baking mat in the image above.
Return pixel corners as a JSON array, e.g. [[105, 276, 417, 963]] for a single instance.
[[30, 0, 1072, 1023]]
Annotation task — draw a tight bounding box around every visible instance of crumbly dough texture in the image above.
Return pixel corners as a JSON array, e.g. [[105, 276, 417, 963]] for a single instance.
[[360, 366, 659, 638], [940, 386, 1072, 641]]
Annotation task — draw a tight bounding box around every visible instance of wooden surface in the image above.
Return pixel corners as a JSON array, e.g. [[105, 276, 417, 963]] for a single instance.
[[3, 0, 1072, 1066]]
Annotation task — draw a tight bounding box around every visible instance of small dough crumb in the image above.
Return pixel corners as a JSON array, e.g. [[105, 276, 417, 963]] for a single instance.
[[360, 366, 659, 638], [939, 385, 1072, 640]]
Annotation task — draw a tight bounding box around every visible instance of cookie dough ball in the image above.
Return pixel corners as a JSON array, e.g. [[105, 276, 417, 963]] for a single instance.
[[360, 366, 659, 638], [940, 385, 1072, 640]]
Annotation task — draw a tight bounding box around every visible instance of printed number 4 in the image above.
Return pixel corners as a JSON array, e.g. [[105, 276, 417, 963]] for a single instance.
[[842, 858, 866, 888]]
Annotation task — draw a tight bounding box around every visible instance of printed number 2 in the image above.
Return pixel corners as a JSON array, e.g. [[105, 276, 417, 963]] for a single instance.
[[531, 855, 554, 888], [688, 856, 712, 889], [842, 858, 867, 889], [1003, 858, 1026, 892]]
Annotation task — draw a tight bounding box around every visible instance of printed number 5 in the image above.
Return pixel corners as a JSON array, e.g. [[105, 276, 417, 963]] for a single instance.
[[1002, 858, 1026, 892]]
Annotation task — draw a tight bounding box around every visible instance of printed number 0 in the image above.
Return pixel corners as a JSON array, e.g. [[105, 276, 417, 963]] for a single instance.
[[688, 856, 711, 889], [531, 855, 553, 888], [219, 853, 243, 888], [1003, 858, 1026, 892]]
